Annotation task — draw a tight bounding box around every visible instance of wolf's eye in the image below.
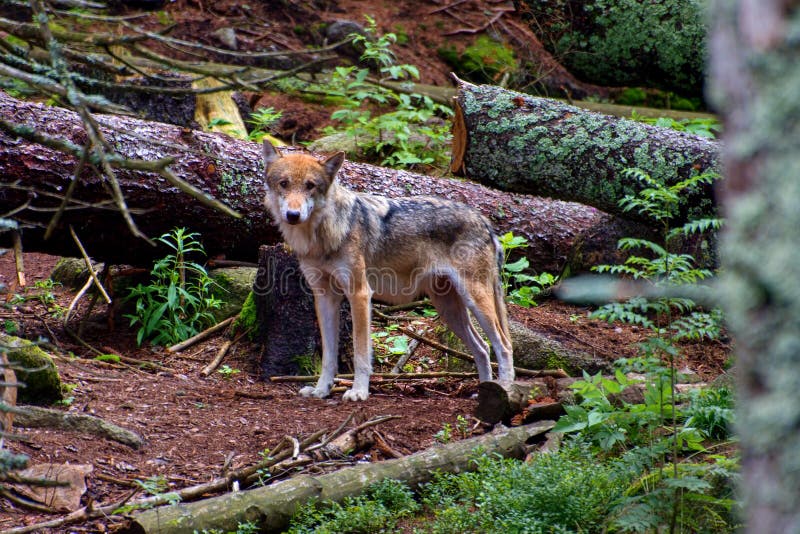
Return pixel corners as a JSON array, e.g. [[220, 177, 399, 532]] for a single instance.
[[305, 181, 315, 191], [278, 180, 288, 188]]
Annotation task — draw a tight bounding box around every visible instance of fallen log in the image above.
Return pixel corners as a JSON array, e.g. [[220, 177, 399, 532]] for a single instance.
[[451, 79, 721, 225], [14, 406, 143, 449], [0, 91, 650, 273], [126, 420, 555, 534]]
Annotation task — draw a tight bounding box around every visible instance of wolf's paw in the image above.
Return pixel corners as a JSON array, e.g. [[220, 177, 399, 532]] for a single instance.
[[298, 386, 330, 398], [342, 388, 369, 402]]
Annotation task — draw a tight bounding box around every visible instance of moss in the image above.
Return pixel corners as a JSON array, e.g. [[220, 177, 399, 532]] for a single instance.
[[235, 291, 258, 339], [209, 267, 257, 321], [440, 36, 518, 84], [2, 336, 62, 405], [529, 0, 707, 97]]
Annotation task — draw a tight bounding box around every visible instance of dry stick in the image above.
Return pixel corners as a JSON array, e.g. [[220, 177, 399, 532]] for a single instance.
[[374, 309, 568, 378], [270, 372, 481, 383], [166, 316, 236, 353], [200, 331, 248, 376], [427, 0, 470, 14], [444, 8, 509, 35], [69, 225, 111, 304], [64, 275, 94, 325], [10, 230, 24, 287], [391, 339, 420, 374]]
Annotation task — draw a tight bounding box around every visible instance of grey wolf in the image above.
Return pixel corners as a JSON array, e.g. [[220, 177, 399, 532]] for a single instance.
[[262, 141, 514, 401]]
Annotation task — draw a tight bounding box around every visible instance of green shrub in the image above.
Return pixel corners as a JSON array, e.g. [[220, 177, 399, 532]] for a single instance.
[[498, 232, 555, 308], [323, 16, 452, 170], [525, 0, 707, 97], [288, 479, 419, 533], [439, 35, 518, 84], [421, 447, 630, 533], [125, 228, 221, 346]]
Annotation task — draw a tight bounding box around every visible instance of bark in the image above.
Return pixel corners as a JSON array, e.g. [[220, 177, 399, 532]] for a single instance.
[[708, 2, 800, 531], [0, 91, 645, 274], [508, 320, 611, 375], [451, 80, 721, 225], [126, 420, 555, 534]]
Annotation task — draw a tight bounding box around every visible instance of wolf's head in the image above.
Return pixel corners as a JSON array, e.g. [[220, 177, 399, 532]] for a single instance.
[[262, 141, 345, 226]]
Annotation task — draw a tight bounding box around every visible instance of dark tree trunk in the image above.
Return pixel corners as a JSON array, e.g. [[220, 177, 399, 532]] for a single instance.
[[709, 2, 800, 531], [0, 91, 646, 274], [451, 80, 720, 225], [254, 245, 351, 378]]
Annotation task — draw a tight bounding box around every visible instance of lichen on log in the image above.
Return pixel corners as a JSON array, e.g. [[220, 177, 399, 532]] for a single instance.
[[451, 80, 720, 225]]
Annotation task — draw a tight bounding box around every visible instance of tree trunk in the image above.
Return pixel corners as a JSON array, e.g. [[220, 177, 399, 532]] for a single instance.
[[708, 2, 800, 531], [0, 91, 645, 273], [451, 79, 720, 225], [126, 420, 555, 534]]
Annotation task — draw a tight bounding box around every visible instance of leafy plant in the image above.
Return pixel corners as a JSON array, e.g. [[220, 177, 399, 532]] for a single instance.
[[217, 365, 241, 378], [125, 228, 222, 346], [434, 422, 453, 444], [323, 16, 452, 170], [631, 111, 721, 139], [421, 447, 630, 533], [247, 106, 283, 142], [288, 479, 419, 533], [498, 231, 556, 307], [371, 324, 410, 365], [590, 168, 723, 341]]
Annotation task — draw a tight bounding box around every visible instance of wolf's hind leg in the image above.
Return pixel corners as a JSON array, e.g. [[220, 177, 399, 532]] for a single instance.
[[429, 277, 493, 381]]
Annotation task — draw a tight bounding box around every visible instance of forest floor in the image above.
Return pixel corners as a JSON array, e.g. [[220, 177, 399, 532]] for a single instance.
[[0, 1, 731, 532], [0, 251, 730, 532]]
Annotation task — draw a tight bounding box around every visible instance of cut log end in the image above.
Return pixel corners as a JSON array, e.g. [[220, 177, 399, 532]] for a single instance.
[[450, 101, 467, 176]]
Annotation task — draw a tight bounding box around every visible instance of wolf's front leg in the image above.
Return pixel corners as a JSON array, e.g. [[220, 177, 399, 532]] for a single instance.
[[343, 284, 372, 401], [300, 287, 342, 399]]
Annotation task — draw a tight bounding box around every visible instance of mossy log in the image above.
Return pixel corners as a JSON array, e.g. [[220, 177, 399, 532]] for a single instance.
[[1, 335, 62, 405], [451, 80, 720, 225], [0, 90, 652, 274], [126, 420, 555, 534], [14, 406, 144, 449]]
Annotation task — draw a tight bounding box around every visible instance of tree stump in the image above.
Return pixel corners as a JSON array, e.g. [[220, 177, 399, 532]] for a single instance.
[[253, 244, 351, 378]]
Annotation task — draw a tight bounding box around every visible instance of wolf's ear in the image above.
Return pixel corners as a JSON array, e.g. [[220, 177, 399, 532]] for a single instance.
[[262, 140, 281, 168], [322, 151, 345, 182]]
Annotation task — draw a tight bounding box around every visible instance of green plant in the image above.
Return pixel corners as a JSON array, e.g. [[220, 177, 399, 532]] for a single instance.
[[323, 16, 452, 170], [438, 35, 518, 84], [434, 422, 453, 444], [217, 364, 241, 378], [590, 168, 722, 341], [683, 386, 734, 441], [421, 447, 630, 533], [247, 106, 283, 142], [115, 475, 181, 513], [3, 320, 18, 334], [498, 232, 556, 307], [125, 228, 222, 346], [371, 324, 410, 365], [631, 111, 721, 139], [288, 479, 419, 533]]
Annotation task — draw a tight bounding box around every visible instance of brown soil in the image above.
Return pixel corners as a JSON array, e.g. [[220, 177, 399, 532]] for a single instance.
[[0, 250, 729, 532]]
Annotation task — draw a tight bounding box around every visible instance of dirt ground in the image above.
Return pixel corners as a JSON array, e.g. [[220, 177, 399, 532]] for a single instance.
[[0, 249, 729, 532]]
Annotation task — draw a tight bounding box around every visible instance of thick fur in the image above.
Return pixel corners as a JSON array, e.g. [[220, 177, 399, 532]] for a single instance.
[[262, 141, 514, 401]]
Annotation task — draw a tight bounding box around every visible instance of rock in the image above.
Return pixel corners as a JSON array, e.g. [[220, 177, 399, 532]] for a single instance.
[[208, 267, 257, 321], [50, 257, 101, 289], [325, 19, 368, 59], [2, 335, 62, 405], [213, 27, 238, 50]]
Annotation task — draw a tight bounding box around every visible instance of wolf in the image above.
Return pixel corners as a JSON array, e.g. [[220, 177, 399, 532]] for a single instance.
[[262, 141, 514, 401]]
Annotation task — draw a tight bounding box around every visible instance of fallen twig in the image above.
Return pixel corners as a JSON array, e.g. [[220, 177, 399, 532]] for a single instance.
[[166, 316, 236, 353], [69, 225, 111, 304]]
